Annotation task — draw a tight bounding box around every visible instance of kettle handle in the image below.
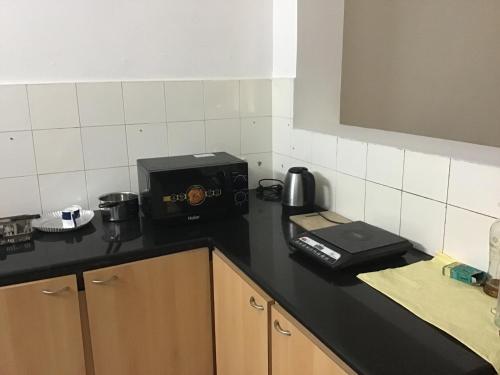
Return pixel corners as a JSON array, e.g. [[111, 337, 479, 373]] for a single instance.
[[302, 170, 316, 208]]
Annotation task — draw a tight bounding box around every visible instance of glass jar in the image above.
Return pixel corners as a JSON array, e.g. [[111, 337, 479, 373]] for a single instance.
[[484, 219, 500, 298]]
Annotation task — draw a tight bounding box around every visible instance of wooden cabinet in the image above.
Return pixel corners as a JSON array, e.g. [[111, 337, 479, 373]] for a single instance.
[[0, 275, 86, 375], [83, 248, 213, 375], [213, 251, 354, 375], [0, 247, 356, 375], [271, 305, 354, 375], [213, 250, 273, 375]]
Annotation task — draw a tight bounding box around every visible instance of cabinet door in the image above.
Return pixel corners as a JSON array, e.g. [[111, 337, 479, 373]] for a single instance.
[[213, 250, 273, 375], [0, 275, 86, 375], [84, 248, 213, 375], [271, 305, 353, 375]]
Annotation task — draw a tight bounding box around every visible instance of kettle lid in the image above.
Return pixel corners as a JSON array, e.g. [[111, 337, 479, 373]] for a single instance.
[[288, 167, 309, 174]]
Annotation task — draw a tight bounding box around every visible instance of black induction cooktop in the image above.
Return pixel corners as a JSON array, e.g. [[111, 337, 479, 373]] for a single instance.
[[289, 221, 413, 269]]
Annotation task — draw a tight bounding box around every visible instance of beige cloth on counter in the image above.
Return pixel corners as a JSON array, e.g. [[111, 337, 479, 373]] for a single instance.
[[358, 253, 500, 373]]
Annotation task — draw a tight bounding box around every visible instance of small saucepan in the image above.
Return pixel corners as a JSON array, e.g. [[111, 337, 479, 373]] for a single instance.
[[98, 192, 139, 222]]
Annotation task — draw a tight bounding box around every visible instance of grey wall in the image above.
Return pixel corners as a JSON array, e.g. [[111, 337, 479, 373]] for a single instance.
[[340, 0, 500, 148]]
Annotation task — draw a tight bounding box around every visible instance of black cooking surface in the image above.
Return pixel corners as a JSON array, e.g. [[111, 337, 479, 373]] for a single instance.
[[312, 221, 410, 254]]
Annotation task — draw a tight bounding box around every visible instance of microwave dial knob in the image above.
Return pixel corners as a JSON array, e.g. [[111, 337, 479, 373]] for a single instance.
[[234, 191, 248, 205], [232, 174, 248, 189]]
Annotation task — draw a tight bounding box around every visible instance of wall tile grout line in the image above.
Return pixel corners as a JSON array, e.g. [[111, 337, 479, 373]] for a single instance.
[[362, 139, 369, 221], [0, 129, 44, 134], [273, 115, 295, 121], [446, 203, 500, 220], [119, 81, 133, 191], [441, 157, 453, 252], [445, 157, 452, 204], [0, 174, 40, 181], [398, 150, 407, 235], [24, 83, 44, 214], [202, 80, 208, 153], [120, 85, 131, 190], [36, 166, 130, 176], [441, 204, 448, 253], [74, 82, 90, 210], [365, 176, 402, 191], [28, 126, 82, 132], [69, 123, 126, 129], [334, 136, 339, 210], [161, 82, 173, 159], [162, 81, 169, 125], [238, 80, 242, 157]]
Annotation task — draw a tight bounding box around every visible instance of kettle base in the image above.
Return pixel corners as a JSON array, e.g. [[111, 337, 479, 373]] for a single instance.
[[282, 205, 316, 217]]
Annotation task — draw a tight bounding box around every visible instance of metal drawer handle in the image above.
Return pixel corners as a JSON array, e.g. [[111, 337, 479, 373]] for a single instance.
[[249, 296, 264, 311], [91, 275, 118, 285], [274, 320, 291, 336], [42, 286, 70, 295]]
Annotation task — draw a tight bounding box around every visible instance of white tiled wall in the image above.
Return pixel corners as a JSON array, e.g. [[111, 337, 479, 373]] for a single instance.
[[272, 78, 500, 271], [402, 150, 450, 203], [365, 182, 401, 234], [3, 75, 498, 271], [336, 138, 367, 179], [0, 79, 272, 215]]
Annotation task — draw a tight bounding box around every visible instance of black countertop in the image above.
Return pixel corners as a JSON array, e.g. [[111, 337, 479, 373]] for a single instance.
[[0, 192, 494, 375]]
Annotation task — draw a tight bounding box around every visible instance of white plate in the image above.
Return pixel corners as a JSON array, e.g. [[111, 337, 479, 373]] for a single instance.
[[32, 210, 95, 233]]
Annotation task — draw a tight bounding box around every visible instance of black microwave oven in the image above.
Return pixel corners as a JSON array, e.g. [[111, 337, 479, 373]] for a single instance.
[[137, 153, 249, 223]]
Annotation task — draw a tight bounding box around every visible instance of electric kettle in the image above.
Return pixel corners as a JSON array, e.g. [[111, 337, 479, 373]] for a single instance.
[[282, 167, 316, 216]]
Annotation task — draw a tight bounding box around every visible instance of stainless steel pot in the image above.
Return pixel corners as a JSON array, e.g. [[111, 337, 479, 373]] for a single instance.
[[98, 192, 139, 222]]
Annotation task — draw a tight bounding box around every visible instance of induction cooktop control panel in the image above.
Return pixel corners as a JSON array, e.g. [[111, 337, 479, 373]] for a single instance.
[[290, 236, 341, 266]]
